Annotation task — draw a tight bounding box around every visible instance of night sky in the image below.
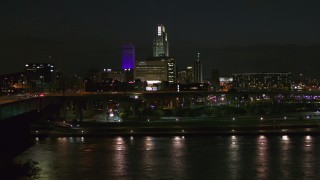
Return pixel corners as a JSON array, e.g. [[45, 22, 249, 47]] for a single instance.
[[1, 0, 320, 78]]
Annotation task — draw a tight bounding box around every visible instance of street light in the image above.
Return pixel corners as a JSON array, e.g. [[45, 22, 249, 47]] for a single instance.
[[83, 80, 87, 92], [40, 75, 44, 92]]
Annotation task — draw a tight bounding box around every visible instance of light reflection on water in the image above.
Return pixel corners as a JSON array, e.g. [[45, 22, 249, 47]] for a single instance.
[[255, 135, 269, 180], [15, 135, 320, 179], [229, 135, 239, 180], [303, 135, 314, 179]]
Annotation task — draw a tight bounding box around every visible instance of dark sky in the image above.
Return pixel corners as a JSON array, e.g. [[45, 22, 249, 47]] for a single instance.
[[1, 0, 320, 78]]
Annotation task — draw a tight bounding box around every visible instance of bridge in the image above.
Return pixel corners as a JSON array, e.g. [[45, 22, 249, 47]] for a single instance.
[[0, 96, 62, 163]]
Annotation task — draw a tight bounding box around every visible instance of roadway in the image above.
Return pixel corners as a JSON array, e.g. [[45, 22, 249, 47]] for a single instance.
[[0, 93, 44, 105], [0, 94, 23, 105]]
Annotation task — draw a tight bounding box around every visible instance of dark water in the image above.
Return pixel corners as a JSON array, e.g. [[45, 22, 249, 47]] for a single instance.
[[15, 135, 320, 179]]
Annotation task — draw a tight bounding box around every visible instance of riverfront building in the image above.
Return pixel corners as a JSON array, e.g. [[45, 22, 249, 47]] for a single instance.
[[25, 63, 56, 83], [232, 72, 292, 91]]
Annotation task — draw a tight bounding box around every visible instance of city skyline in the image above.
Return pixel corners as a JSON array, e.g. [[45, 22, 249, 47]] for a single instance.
[[1, 0, 320, 78]]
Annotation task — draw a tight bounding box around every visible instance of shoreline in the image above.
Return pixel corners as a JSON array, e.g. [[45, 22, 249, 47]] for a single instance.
[[31, 125, 320, 137]]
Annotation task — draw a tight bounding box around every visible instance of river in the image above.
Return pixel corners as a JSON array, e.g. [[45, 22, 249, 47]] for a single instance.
[[15, 135, 320, 179]]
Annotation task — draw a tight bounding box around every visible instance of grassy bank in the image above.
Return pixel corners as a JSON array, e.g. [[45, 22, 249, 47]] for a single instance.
[[31, 114, 320, 136]]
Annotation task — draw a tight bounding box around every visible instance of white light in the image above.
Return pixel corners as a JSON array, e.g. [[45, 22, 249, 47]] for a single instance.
[[158, 26, 162, 36], [282, 135, 289, 141], [146, 80, 161, 84]]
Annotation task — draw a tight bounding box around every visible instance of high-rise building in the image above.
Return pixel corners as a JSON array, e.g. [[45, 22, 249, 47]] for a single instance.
[[122, 42, 135, 70], [193, 53, 203, 83], [211, 69, 220, 91], [186, 66, 194, 83], [153, 24, 169, 57]]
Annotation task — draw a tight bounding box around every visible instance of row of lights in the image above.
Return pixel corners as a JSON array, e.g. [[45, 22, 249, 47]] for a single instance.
[[230, 116, 312, 121]]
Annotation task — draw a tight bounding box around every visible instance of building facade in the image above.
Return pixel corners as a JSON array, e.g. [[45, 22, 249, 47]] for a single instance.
[[232, 73, 292, 91], [193, 53, 203, 83], [25, 63, 56, 83], [211, 69, 220, 91], [134, 60, 168, 84], [153, 24, 169, 57], [186, 66, 194, 83], [121, 42, 135, 70]]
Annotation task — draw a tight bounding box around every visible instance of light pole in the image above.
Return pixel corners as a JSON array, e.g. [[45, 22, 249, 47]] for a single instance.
[[83, 80, 87, 93], [40, 75, 44, 92]]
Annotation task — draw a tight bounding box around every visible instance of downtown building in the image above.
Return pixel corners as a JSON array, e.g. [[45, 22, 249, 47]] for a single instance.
[[177, 66, 194, 84], [232, 72, 292, 91], [193, 53, 203, 83], [0, 72, 28, 94], [135, 24, 176, 84], [25, 63, 57, 83], [121, 42, 135, 82], [153, 24, 169, 57], [122, 42, 135, 70], [24, 63, 62, 93]]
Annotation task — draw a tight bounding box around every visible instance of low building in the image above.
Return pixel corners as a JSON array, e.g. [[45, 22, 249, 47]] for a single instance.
[[232, 72, 292, 91], [134, 57, 176, 84], [219, 77, 233, 92]]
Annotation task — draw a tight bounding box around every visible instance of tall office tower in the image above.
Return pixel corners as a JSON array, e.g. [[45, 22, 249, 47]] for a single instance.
[[122, 42, 135, 70], [193, 53, 203, 83], [153, 24, 169, 57], [186, 66, 194, 83]]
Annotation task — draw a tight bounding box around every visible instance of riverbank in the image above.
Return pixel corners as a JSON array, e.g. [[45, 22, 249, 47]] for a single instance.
[[31, 119, 320, 137]]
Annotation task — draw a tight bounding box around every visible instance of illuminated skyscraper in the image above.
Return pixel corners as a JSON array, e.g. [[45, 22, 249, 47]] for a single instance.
[[193, 53, 203, 83], [153, 24, 169, 57], [122, 42, 135, 70]]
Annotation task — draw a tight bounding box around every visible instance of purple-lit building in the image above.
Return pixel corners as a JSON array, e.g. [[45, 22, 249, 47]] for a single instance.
[[122, 43, 135, 70]]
